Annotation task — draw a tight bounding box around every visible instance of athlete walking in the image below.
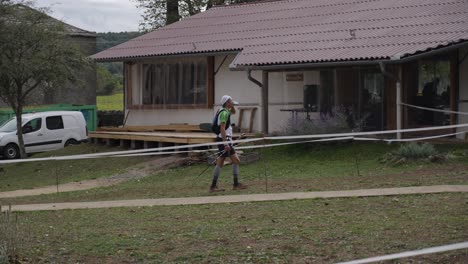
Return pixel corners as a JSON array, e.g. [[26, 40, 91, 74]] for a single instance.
[[210, 95, 247, 192]]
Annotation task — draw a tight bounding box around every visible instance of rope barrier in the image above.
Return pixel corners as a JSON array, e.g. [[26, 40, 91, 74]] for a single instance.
[[399, 102, 468, 116], [1, 123, 467, 164], [354, 131, 467, 143], [337, 241, 468, 264]]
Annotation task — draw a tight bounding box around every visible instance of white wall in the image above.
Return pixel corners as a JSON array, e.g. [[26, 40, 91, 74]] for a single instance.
[[215, 55, 262, 132], [457, 47, 468, 139]]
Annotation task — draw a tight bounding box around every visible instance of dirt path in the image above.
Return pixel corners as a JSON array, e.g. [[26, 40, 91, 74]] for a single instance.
[[0, 156, 188, 199], [2, 185, 467, 212]]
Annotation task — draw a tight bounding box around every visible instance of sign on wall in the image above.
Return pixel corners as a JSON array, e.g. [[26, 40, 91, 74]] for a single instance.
[[286, 73, 304, 82]]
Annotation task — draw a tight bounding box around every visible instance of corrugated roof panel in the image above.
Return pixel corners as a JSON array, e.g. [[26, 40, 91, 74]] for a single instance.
[[92, 0, 468, 66]]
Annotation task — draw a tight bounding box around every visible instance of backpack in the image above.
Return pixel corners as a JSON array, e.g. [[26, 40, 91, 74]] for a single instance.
[[211, 108, 230, 135]]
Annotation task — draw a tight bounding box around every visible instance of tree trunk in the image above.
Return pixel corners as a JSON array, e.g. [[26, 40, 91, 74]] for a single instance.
[[166, 0, 180, 25], [15, 105, 26, 159]]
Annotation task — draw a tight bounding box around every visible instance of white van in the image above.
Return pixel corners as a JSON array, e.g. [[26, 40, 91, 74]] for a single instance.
[[0, 111, 88, 159]]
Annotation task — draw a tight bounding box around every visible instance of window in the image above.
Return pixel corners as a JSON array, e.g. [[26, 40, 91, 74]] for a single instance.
[[46, 116, 64, 130], [414, 59, 451, 126], [142, 57, 208, 107], [23, 118, 42, 133]]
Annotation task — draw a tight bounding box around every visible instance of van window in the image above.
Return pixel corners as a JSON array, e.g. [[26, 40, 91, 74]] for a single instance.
[[0, 117, 25, 132], [46, 116, 64, 130], [23, 118, 42, 133]]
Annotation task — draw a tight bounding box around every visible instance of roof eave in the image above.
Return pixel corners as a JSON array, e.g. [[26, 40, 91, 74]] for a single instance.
[[91, 50, 241, 63], [229, 41, 468, 71], [229, 59, 390, 71]]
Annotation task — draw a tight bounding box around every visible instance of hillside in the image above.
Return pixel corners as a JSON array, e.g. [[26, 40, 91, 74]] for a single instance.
[[96, 32, 143, 95], [97, 31, 143, 52]]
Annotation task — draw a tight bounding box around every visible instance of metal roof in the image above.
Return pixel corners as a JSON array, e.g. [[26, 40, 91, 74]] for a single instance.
[[91, 0, 468, 68]]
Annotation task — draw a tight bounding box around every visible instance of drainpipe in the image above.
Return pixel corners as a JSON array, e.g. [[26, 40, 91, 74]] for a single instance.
[[247, 69, 268, 134], [379, 62, 402, 139]]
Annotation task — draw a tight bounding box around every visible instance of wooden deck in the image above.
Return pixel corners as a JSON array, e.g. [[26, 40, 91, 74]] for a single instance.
[[89, 125, 252, 149], [90, 131, 217, 144]]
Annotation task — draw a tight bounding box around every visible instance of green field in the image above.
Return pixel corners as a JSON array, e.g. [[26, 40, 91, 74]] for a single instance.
[[96, 92, 123, 111]]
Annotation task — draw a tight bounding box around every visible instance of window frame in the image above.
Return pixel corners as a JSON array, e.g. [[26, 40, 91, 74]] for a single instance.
[[128, 56, 214, 110], [22, 118, 42, 134]]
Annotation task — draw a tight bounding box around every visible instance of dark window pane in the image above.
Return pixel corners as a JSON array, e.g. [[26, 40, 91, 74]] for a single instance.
[[46, 116, 64, 130]]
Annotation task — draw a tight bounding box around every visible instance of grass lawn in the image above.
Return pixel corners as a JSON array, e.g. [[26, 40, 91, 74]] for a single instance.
[[1, 141, 467, 263], [10, 193, 468, 263], [0, 143, 153, 192], [96, 92, 123, 111], [1, 141, 468, 205]]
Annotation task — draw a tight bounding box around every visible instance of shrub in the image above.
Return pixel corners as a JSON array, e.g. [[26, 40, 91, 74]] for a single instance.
[[380, 142, 445, 164], [396, 142, 438, 159]]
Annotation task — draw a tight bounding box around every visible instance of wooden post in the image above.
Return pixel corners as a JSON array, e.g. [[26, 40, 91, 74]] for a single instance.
[[262, 71, 269, 134], [450, 52, 459, 130], [207, 57, 215, 108], [396, 81, 402, 139]]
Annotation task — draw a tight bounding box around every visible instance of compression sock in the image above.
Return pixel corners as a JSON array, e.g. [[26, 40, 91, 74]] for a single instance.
[[211, 165, 221, 188], [233, 164, 239, 186]]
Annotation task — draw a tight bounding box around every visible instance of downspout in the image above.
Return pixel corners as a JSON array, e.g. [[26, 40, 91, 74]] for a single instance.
[[247, 69, 268, 134], [379, 62, 402, 139], [459, 50, 468, 65]]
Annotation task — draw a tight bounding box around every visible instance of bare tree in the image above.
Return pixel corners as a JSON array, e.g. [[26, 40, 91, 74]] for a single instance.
[[0, 2, 89, 158]]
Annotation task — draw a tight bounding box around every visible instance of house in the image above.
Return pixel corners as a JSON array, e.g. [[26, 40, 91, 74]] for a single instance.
[[0, 5, 97, 108], [40, 21, 97, 107], [92, 0, 468, 139]]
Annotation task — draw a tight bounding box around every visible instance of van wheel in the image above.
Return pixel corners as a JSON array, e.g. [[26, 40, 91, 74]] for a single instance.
[[4, 144, 19, 159], [65, 139, 79, 147]]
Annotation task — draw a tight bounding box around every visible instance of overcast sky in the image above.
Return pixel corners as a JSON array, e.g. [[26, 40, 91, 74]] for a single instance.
[[35, 0, 143, 33]]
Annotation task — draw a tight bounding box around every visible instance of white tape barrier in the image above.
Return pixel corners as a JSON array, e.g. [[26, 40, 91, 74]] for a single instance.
[[354, 131, 467, 143], [236, 137, 354, 151], [400, 102, 468, 116], [337, 241, 468, 264], [116, 131, 463, 158], [264, 122, 468, 141], [116, 137, 355, 158], [0, 137, 264, 164], [1, 123, 468, 164]]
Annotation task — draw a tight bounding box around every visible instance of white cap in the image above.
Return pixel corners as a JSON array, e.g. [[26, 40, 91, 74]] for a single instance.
[[220, 95, 239, 106]]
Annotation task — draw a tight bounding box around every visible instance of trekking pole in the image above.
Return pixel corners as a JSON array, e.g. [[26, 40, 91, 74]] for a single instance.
[[193, 133, 247, 179], [193, 150, 226, 180]]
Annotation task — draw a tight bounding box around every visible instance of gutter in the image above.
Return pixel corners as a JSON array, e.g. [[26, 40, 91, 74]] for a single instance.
[[247, 69, 262, 88]]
